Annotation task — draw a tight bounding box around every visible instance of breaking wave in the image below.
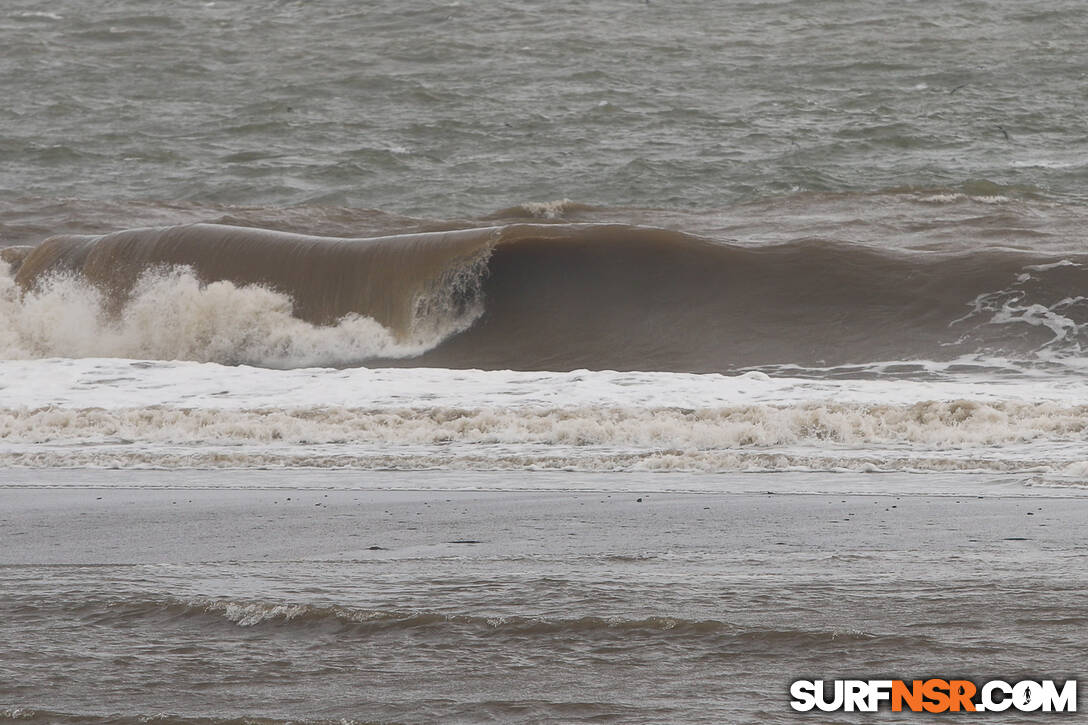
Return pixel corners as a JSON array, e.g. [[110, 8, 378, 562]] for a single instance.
[[6, 220, 1088, 371], [0, 267, 460, 367]]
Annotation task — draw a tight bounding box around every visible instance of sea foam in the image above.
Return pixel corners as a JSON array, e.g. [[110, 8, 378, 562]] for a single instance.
[[0, 266, 457, 367]]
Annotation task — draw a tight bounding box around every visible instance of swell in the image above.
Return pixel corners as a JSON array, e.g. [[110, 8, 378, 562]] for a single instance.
[[411, 229, 1088, 372], [14, 595, 911, 647], [10, 221, 1088, 371]]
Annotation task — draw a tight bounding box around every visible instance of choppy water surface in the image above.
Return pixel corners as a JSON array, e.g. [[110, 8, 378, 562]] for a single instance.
[[3, 0, 1088, 722], [3, 483, 1087, 725], [2, 0, 1087, 213]]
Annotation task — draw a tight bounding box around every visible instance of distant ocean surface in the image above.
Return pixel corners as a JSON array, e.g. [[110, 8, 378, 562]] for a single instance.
[[2, 1, 1087, 723], [3, 0, 1087, 213]]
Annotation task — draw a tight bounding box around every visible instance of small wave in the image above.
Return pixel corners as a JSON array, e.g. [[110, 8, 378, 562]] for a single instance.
[[36, 596, 915, 647], [196, 600, 738, 636], [10, 12, 64, 22], [484, 199, 601, 220]]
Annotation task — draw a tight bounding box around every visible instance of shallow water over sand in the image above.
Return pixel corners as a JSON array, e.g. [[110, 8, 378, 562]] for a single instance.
[[3, 476, 1086, 724]]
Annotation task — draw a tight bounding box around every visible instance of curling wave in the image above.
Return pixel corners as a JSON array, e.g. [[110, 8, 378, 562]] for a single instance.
[[7, 221, 1088, 371]]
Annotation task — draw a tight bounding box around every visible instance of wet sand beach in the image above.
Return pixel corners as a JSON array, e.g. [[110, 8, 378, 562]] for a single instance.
[[3, 477, 1085, 723], [6, 0, 1088, 721]]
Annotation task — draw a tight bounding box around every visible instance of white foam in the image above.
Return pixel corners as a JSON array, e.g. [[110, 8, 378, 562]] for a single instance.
[[2, 400, 1084, 448], [950, 262, 1088, 353], [1024, 260, 1079, 272], [12, 11, 63, 20], [4, 262, 1088, 475], [517, 199, 581, 219], [4, 356, 1087, 412], [916, 192, 1013, 205], [990, 301, 1081, 348], [0, 267, 466, 368], [0, 443, 1072, 474], [1, 376, 1086, 473]]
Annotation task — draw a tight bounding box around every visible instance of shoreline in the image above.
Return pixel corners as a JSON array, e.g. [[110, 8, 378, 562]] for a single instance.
[[5, 474, 1086, 722], [1, 467, 1085, 497]]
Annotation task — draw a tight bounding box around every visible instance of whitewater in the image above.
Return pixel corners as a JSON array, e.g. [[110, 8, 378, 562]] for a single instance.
[[4, 1, 1088, 723], [3, 204, 1088, 480]]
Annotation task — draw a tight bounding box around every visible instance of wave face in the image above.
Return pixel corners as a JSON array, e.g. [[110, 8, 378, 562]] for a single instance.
[[8, 220, 1088, 372]]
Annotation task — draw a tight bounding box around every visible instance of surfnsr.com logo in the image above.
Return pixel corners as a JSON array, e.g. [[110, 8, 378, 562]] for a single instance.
[[790, 679, 1077, 713]]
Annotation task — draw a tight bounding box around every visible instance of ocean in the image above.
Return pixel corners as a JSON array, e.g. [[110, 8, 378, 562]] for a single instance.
[[2, 0, 1087, 722]]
